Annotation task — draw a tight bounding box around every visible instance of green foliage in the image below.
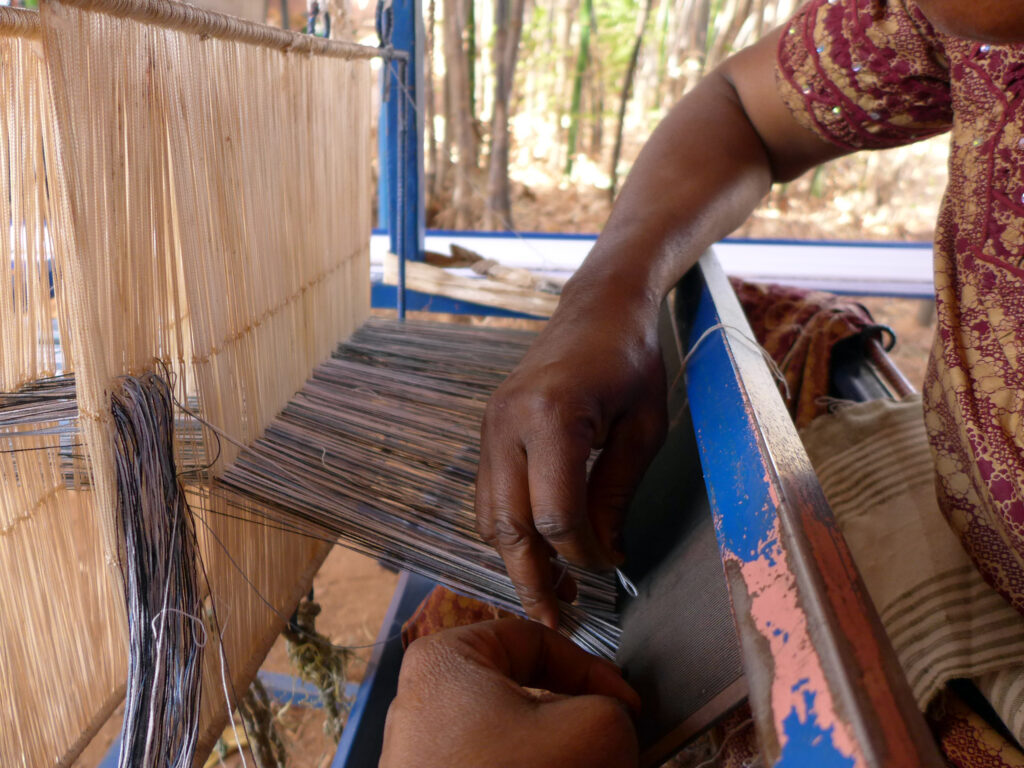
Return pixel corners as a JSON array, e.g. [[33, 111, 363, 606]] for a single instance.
[[518, 0, 660, 124], [519, 2, 558, 90], [809, 165, 827, 198], [592, 0, 641, 75], [564, 0, 594, 174]]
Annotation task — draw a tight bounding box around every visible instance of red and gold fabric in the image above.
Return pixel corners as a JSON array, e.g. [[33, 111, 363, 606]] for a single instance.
[[778, 0, 1024, 628], [777, 1, 1024, 763]]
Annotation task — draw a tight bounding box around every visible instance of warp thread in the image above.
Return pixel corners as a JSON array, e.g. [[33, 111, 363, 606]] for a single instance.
[[682, 323, 791, 402]]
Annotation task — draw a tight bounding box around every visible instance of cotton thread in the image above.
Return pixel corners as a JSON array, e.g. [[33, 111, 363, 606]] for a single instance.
[[151, 608, 209, 649], [616, 568, 639, 598], [682, 323, 791, 402]]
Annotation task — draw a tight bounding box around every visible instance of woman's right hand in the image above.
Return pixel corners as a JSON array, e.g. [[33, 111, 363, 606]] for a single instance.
[[474, 276, 668, 628], [474, 26, 847, 628], [380, 618, 640, 768]]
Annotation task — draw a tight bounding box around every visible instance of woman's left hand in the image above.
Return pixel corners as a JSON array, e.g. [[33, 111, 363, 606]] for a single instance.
[[380, 618, 641, 768]]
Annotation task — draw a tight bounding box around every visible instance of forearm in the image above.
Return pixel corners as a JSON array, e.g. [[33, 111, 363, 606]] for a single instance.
[[579, 74, 773, 308], [561, 30, 845, 318]]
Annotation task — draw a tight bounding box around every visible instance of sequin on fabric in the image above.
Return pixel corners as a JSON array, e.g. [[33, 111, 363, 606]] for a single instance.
[[778, 0, 1024, 629]]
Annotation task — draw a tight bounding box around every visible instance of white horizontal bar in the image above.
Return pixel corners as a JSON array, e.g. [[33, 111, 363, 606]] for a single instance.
[[370, 232, 934, 298]]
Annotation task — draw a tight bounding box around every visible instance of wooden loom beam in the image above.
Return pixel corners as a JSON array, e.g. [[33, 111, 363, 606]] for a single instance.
[[0, 6, 40, 37], [46, 0, 382, 58]]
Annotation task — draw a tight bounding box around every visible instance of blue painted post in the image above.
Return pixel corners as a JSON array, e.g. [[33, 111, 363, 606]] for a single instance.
[[331, 571, 436, 766], [378, 0, 425, 320]]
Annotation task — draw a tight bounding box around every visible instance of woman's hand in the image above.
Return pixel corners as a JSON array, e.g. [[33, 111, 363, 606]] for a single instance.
[[474, 278, 668, 628], [380, 618, 641, 768], [472, 29, 845, 628]]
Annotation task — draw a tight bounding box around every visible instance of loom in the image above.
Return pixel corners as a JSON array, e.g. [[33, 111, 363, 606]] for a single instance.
[[0, 1, 948, 766]]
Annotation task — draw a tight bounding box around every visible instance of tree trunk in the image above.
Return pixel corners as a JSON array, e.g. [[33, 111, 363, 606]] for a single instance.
[[587, 7, 603, 157], [665, 0, 692, 103], [752, 0, 766, 42], [690, 0, 711, 79], [555, 0, 579, 168], [707, 0, 754, 71], [608, 0, 654, 199], [444, 0, 476, 227], [669, 0, 709, 101], [541, 0, 556, 115], [424, 0, 439, 197], [648, 0, 669, 112], [466, 0, 477, 119], [564, 0, 593, 177], [434, 57, 453, 197], [484, 0, 526, 229]]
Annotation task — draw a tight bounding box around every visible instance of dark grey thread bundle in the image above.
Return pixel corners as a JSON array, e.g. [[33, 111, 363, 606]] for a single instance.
[[111, 373, 204, 768]]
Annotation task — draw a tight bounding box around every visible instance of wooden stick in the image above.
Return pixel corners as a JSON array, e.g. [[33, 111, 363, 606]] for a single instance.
[[383, 252, 560, 317]]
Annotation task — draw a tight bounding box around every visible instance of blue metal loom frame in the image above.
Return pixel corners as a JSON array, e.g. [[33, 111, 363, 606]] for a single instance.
[[97, 0, 942, 756]]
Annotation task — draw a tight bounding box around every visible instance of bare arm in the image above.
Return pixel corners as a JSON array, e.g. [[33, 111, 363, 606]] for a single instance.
[[579, 27, 845, 309], [475, 28, 852, 628]]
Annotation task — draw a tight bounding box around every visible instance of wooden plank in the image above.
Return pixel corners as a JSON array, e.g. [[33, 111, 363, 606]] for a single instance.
[[370, 234, 935, 297], [382, 252, 559, 317]]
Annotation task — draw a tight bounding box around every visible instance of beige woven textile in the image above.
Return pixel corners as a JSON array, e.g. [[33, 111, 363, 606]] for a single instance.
[[0, 8, 126, 767], [38, 0, 373, 756], [801, 395, 1024, 740], [0, 10, 58, 392]]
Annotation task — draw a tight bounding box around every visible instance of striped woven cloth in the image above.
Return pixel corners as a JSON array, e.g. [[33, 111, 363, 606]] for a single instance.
[[801, 396, 1024, 738]]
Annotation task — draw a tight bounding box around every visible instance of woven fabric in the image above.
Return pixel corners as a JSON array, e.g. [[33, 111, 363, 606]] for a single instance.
[[730, 277, 873, 428], [402, 586, 515, 648], [801, 396, 1024, 731], [930, 688, 1024, 768], [0, 14, 126, 765]]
